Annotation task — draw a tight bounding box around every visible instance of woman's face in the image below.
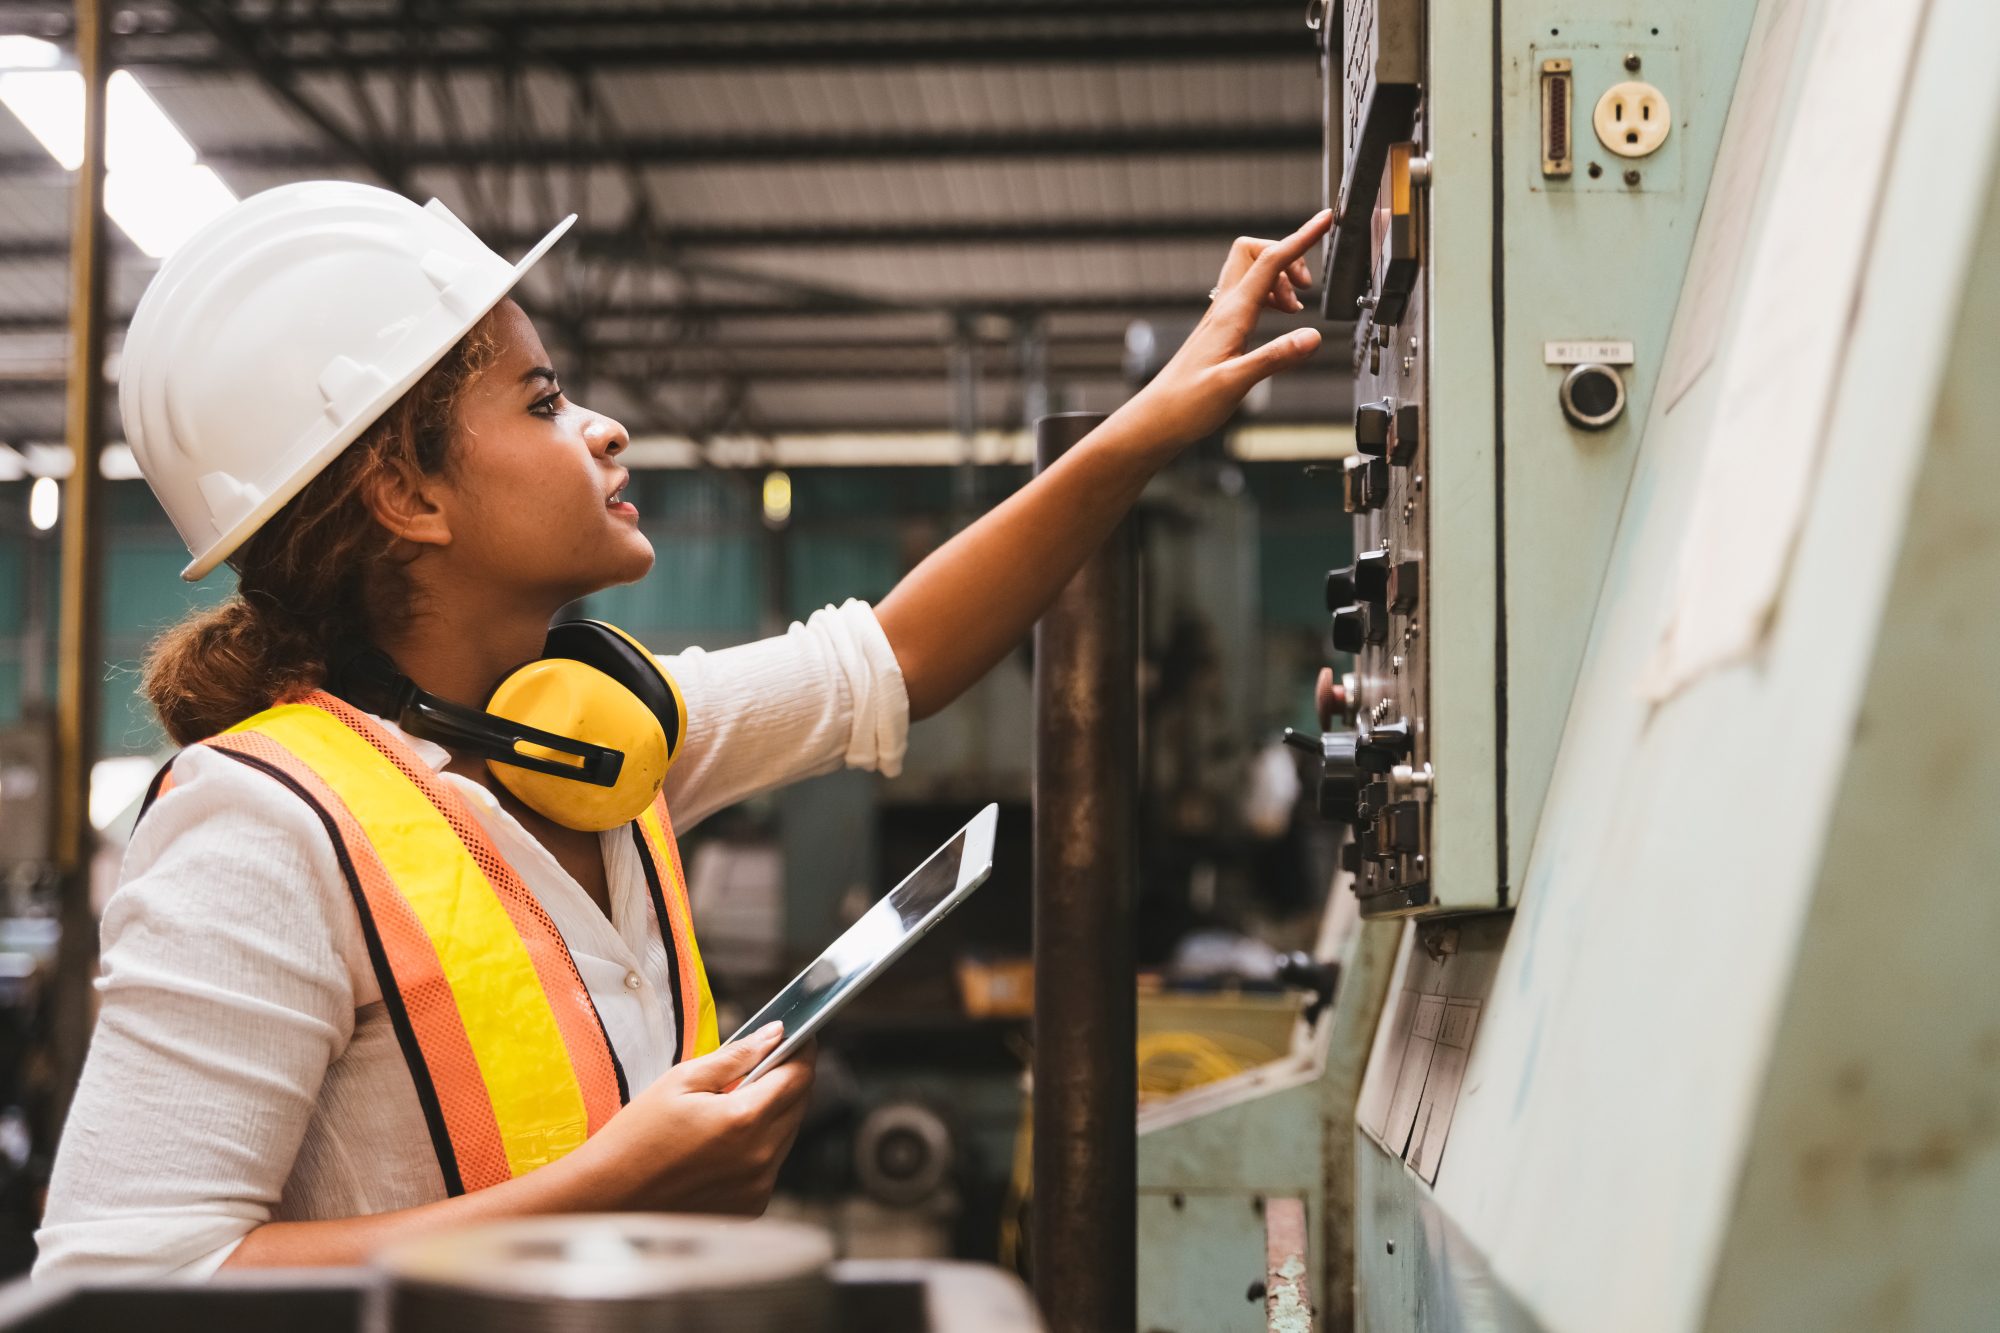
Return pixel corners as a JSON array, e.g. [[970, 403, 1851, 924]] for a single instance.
[[426, 300, 653, 606]]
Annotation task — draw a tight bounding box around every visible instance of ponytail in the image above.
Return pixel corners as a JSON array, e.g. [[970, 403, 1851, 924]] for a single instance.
[[141, 316, 500, 745]]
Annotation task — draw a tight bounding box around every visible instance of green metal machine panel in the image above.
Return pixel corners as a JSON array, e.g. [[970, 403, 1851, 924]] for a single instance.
[[1324, 0, 1753, 916], [1351, 0, 2000, 1328], [1495, 3, 1756, 900], [1138, 1190, 1289, 1333]]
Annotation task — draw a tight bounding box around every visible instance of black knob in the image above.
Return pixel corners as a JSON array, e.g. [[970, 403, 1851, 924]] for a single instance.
[[1283, 728, 1364, 824], [1354, 399, 1394, 457], [1324, 565, 1356, 611], [1342, 456, 1389, 513], [1331, 604, 1370, 653], [1389, 558, 1420, 612], [1331, 604, 1387, 652], [1391, 402, 1421, 465], [1275, 951, 1343, 1024], [1357, 717, 1413, 772], [1354, 549, 1390, 603]]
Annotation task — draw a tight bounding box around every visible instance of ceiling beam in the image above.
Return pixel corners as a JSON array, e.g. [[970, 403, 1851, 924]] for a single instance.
[[112, 29, 1311, 73], [0, 123, 1319, 176], [0, 214, 1302, 261], [0, 292, 1340, 336]]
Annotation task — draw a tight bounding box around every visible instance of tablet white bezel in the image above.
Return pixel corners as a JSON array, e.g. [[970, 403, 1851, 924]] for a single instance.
[[733, 802, 999, 1083]]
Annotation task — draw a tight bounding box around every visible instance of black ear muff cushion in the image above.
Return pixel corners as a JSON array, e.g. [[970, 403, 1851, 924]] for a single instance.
[[542, 620, 683, 755]]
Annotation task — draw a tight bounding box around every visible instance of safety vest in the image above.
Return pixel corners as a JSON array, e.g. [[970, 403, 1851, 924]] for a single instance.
[[140, 690, 718, 1195]]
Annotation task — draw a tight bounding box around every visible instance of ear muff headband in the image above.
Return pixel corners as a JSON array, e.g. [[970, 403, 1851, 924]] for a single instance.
[[327, 621, 684, 832], [329, 640, 627, 786], [541, 619, 686, 763]]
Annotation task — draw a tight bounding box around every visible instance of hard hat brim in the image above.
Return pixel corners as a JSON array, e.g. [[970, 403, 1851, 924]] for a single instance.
[[177, 211, 580, 582]]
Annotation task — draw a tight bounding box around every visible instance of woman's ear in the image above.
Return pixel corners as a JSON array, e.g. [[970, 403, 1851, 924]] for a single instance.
[[360, 458, 453, 549]]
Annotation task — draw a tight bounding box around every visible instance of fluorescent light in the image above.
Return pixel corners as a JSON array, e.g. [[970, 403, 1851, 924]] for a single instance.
[[0, 70, 84, 169], [0, 36, 61, 70], [106, 70, 196, 171], [28, 476, 58, 530], [107, 164, 235, 258], [0, 69, 199, 172], [0, 66, 235, 258]]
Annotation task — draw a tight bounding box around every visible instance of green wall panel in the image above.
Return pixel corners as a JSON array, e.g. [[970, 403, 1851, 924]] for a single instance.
[[586, 534, 763, 641], [1259, 521, 1351, 631], [786, 532, 900, 621]]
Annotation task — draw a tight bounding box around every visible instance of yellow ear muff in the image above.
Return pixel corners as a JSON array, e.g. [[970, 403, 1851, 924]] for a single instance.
[[485, 658, 671, 832]]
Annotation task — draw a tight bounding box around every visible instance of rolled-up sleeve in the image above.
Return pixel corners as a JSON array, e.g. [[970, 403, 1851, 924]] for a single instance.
[[34, 750, 360, 1282], [658, 599, 909, 831]]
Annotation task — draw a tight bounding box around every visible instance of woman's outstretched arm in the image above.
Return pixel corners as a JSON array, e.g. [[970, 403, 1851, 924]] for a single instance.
[[875, 209, 1331, 720]]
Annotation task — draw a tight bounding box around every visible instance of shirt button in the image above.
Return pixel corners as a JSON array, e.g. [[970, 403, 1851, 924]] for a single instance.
[[623, 971, 643, 992]]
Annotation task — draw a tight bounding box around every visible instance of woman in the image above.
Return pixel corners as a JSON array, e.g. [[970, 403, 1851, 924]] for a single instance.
[[35, 181, 1329, 1279]]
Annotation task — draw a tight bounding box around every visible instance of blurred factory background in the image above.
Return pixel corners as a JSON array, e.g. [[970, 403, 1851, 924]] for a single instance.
[[0, 0, 1352, 1280]]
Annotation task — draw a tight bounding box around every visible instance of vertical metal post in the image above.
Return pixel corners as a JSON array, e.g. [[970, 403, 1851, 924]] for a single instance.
[[1031, 410, 1136, 1333], [50, 0, 111, 1129]]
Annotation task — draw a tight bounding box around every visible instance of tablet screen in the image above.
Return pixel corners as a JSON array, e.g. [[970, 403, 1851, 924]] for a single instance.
[[736, 826, 968, 1053]]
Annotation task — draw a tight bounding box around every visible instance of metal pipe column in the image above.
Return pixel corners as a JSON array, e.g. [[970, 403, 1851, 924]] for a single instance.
[[50, 0, 111, 1130], [1031, 410, 1137, 1332]]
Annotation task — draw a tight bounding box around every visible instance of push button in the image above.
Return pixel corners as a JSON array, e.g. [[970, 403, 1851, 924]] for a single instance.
[[1354, 400, 1394, 457], [1391, 402, 1421, 465], [1389, 558, 1421, 612]]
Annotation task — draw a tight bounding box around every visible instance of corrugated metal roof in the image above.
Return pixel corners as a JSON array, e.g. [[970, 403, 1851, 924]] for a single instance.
[[0, 1, 1338, 443]]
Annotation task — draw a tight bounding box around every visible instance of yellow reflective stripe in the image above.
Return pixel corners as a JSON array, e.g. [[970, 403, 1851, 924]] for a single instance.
[[236, 704, 589, 1175]]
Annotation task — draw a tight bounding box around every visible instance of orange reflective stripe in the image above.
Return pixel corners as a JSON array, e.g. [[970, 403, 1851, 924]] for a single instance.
[[304, 695, 626, 1140], [636, 796, 717, 1060], [204, 731, 510, 1194], [202, 693, 626, 1193]]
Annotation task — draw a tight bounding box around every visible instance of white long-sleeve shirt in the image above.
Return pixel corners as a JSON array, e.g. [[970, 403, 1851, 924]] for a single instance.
[[34, 601, 908, 1283]]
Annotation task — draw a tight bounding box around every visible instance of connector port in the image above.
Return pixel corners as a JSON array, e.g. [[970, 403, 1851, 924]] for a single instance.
[[1540, 58, 1573, 177]]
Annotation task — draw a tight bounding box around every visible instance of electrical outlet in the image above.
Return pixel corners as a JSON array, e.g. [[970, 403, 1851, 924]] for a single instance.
[[1593, 80, 1670, 158]]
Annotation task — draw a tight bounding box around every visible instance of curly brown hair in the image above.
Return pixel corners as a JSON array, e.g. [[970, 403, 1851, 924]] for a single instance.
[[142, 315, 501, 746]]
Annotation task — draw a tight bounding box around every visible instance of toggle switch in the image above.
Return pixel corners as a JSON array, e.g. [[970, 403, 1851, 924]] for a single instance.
[[1284, 728, 1364, 824], [1357, 717, 1413, 772]]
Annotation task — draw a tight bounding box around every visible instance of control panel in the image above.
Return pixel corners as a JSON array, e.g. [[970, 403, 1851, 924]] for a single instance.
[[1301, 1, 1752, 916]]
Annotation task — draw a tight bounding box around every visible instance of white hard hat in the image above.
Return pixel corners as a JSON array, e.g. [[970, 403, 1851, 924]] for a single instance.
[[120, 180, 576, 581]]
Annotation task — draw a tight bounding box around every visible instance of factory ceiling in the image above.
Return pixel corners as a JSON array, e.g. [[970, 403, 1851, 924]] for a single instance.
[[0, 0, 1346, 451]]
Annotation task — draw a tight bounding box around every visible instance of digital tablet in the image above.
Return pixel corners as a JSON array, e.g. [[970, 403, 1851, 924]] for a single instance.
[[730, 803, 999, 1083]]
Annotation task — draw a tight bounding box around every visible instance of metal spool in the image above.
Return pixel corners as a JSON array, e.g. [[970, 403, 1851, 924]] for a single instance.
[[377, 1214, 836, 1333], [854, 1100, 955, 1208]]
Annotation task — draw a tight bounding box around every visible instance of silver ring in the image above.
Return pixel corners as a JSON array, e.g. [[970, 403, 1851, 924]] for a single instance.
[[1208, 285, 1222, 301]]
